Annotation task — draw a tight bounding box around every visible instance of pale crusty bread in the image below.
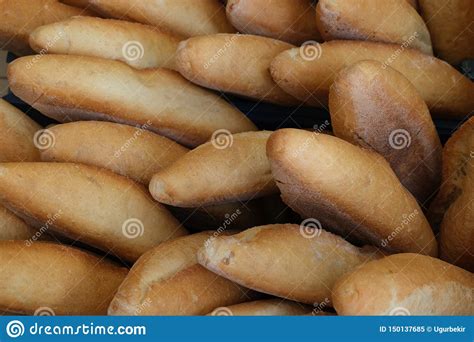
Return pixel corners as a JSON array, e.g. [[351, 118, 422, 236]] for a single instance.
[[329, 61, 442, 203], [333, 253, 474, 315], [208, 299, 311, 316], [89, 0, 235, 37], [175, 34, 299, 105], [149, 131, 278, 207], [0, 205, 38, 241], [7, 55, 256, 147], [108, 232, 255, 315], [29, 16, 181, 70], [270, 40, 474, 118], [226, 0, 321, 45], [198, 224, 382, 304], [266, 129, 437, 256], [40, 121, 189, 185], [0, 0, 94, 56], [0, 163, 187, 262], [419, 0, 474, 65], [0, 99, 41, 162], [316, 0, 432, 55], [0, 241, 127, 315]]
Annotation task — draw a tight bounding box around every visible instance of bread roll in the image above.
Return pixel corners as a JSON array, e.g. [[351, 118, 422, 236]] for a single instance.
[[333, 253, 474, 315], [89, 0, 234, 37], [30, 16, 181, 70], [0, 99, 41, 162], [198, 224, 382, 304], [149, 131, 278, 207], [316, 0, 432, 54], [0, 163, 187, 262], [267, 129, 437, 256], [40, 121, 189, 185], [226, 0, 321, 45], [59, 0, 90, 8], [208, 299, 311, 316], [0, 206, 38, 241], [176, 34, 298, 105], [329, 61, 442, 203], [270, 40, 474, 118], [418, 0, 474, 65], [0, 241, 127, 315], [8, 55, 256, 147], [109, 232, 255, 315], [0, 0, 93, 56]]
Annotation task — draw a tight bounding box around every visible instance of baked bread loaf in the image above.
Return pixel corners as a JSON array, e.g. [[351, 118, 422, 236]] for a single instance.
[[59, 0, 90, 8], [109, 232, 255, 315], [333, 253, 474, 315], [198, 224, 382, 304], [270, 40, 474, 118], [329, 61, 442, 203], [418, 0, 474, 65], [267, 129, 437, 256], [0, 241, 127, 315], [0, 0, 93, 56], [40, 121, 189, 185], [30, 16, 181, 70], [8, 55, 256, 147], [149, 131, 278, 207], [208, 299, 311, 316], [175, 34, 298, 105], [316, 0, 432, 54], [0, 99, 41, 162], [0, 205, 38, 241], [0, 163, 187, 262], [89, 0, 235, 37], [226, 0, 321, 45]]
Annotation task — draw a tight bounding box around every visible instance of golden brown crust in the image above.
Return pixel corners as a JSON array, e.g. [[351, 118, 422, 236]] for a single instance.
[[329, 61, 442, 203], [208, 299, 312, 316], [0, 241, 127, 315], [0, 162, 187, 262], [333, 253, 474, 315], [266, 129, 437, 256], [7, 55, 256, 147], [316, 0, 432, 54], [198, 224, 382, 304], [149, 131, 278, 207], [175, 34, 299, 105], [270, 40, 474, 118], [40, 121, 189, 185]]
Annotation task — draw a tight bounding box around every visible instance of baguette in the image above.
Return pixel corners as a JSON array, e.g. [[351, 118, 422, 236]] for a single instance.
[[175, 34, 299, 105], [7, 55, 256, 147], [226, 0, 321, 45], [0, 163, 187, 262], [0, 241, 127, 315], [0, 0, 93, 56], [266, 129, 437, 256], [0, 206, 37, 241], [316, 0, 432, 54], [270, 40, 474, 118], [30, 16, 181, 70], [418, 0, 474, 65], [149, 131, 278, 207], [0, 99, 41, 162], [89, 0, 235, 37], [109, 232, 255, 315], [198, 224, 382, 304], [40, 121, 189, 185], [333, 253, 474, 315], [329, 61, 442, 203], [208, 299, 311, 316]]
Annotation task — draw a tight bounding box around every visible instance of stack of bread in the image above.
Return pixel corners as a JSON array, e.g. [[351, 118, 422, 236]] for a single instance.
[[0, 0, 472, 316]]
